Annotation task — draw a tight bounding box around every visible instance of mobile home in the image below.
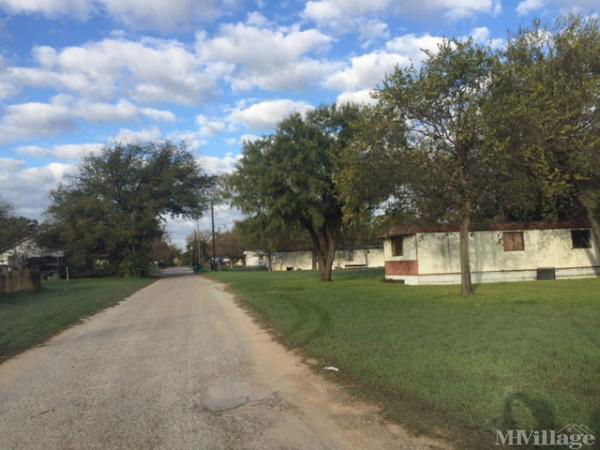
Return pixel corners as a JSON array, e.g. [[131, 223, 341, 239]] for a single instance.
[[382, 222, 599, 285]]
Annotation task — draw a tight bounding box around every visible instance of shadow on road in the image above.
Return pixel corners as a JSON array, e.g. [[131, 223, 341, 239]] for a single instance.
[[160, 267, 195, 278]]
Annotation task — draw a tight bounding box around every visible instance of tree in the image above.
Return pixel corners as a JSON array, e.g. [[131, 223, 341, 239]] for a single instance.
[[45, 143, 214, 277], [336, 104, 410, 225], [184, 229, 210, 268], [0, 198, 38, 251], [149, 237, 182, 268], [229, 104, 362, 281], [375, 39, 499, 295], [491, 16, 600, 253], [214, 229, 245, 265]]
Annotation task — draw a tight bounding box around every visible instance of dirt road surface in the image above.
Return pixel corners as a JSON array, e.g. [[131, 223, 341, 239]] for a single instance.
[[0, 269, 445, 450]]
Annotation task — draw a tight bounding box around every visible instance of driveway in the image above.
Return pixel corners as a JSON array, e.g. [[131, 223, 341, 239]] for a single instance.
[[0, 270, 440, 449]]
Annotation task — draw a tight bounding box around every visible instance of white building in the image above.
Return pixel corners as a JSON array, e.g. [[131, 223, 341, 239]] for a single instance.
[[0, 237, 63, 269], [244, 248, 385, 271], [243, 250, 269, 268], [382, 222, 599, 285]]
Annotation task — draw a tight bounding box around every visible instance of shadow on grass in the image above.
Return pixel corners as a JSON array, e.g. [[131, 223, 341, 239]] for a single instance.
[[499, 392, 600, 449], [287, 298, 331, 348], [502, 392, 556, 431]]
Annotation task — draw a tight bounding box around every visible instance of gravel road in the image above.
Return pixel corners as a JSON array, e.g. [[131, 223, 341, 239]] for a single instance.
[[0, 269, 444, 450]]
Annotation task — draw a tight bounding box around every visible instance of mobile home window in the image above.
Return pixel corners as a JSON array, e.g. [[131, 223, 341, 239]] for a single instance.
[[503, 232, 524, 252], [571, 229, 592, 249], [391, 236, 404, 256]]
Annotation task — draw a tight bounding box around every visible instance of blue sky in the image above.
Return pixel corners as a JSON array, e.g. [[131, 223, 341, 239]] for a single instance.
[[0, 0, 595, 246]]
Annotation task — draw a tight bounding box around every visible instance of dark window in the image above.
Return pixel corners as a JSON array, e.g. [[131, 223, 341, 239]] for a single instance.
[[391, 236, 404, 256], [571, 229, 592, 249], [503, 232, 525, 252]]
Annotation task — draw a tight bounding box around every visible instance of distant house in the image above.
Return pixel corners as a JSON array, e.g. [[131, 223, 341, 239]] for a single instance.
[[244, 247, 385, 271], [0, 237, 64, 276], [244, 250, 269, 268], [381, 222, 599, 285]]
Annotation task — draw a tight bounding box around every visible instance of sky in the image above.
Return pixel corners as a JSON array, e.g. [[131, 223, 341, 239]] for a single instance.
[[0, 0, 596, 248]]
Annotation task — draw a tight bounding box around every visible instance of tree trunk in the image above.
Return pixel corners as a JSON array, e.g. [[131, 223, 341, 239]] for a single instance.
[[459, 209, 474, 296], [320, 240, 336, 282], [267, 252, 273, 272], [302, 219, 339, 282]]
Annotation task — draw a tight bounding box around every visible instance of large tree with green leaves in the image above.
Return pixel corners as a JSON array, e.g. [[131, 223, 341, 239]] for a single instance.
[[45, 143, 214, 277], [370, 39, 501, 295], [491, 15, 600, 253], [229, 104, 362, 282]]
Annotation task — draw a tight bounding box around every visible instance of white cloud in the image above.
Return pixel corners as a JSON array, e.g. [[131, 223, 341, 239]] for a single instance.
[[227, 99, 315, 130], [168, 131, 207, 152], [303, 0, 391, 32], [358, 19, 390, 47], [384, 33, 445, 64], [326, 29, 504, 96], [0, 0, 232, 30], [324, 33, 445, 93], [17, 143, 104, 160], [323, 51, 406, 92], [196, 114, 228, 137], [111, 127, 162, 145], [0, 0, 93, 19], [245, 11, 271, 27], [198, 152, 241, 175], [110, 127, 209, 151], [469, 26, 505, 49], [515, 0, 596, 14], [198, 22, 337, 91], [100, 0, 223, 31], [225, 133, 261, 146], [0, 160, 78, 218], [5, 37, 216, 105], [0, 98, 174, 145], [0, 19, 336, 104], [0, 102, 75, 145], [336, 89, 377, 106], [200, 23, 332, 67], [303, 0, 500, 31], [78, 99, 175, 123], [0, 157, 25, 172]]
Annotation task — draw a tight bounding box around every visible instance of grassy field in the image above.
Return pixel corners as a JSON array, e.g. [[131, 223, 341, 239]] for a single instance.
[[205, 269, 600, 448], [0, 277, 154, 362]]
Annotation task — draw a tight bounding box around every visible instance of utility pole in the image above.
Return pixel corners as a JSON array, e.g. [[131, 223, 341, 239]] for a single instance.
[[211, 200, 217, 270], [195, 224, 201, 267]]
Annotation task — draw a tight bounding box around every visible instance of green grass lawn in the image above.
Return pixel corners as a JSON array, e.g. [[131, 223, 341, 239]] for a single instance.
[[205, 269, 600, 449], [0, 277, 153, 363]]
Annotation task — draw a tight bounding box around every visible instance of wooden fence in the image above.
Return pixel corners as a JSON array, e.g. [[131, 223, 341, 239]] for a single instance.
[[0, 269, 41, 295]]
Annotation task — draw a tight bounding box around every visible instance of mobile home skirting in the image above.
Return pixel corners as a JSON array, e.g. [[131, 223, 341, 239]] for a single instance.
[[386, 266, 600, 285]]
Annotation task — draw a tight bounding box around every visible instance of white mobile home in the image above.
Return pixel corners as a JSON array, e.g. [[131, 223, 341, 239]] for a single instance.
[[0, 237, 63, 268], [244, 248, 385, 271], [382, 222, 599, 285], [271, 248, 385, 271]]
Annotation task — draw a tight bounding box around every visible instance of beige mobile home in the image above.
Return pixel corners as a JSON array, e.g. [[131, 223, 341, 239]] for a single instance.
[[271, 248, 385, 271], [244, 248, 385, 271], [382, 222, 599, 285]]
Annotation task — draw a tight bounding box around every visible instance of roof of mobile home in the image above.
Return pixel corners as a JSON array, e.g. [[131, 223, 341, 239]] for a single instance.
[[382, 221, 591, 238]]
